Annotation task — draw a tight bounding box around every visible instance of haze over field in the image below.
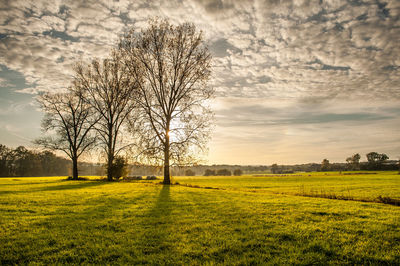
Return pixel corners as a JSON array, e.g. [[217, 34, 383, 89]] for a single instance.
[[0, 0, 399, 164]]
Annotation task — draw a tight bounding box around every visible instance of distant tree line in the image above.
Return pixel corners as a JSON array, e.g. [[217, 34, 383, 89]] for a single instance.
[[318, 152, 396, 171], [270, 152, 398, 174], [202, 168, 243, 176], [0, 144, 70, 177]]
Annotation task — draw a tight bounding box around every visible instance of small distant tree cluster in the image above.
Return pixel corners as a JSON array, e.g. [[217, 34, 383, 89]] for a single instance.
[[366, 152, 389, 170], [0, 144, 70, 177], [216, 169, 231, 176], [271, 163, 279, 174], [346, 153, 361, 170], [398, 160, 400, 174], [233, 169, 243, 176], [343, 152, 391, 171], [204, 169, 215, 176], [320, 159, 330, 171], [185, 169, 196, 176]]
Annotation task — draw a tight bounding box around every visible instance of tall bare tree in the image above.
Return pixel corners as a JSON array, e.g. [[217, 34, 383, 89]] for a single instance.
[[73, 51, 138, 181], [35, 90, 98, 179], [120, 19, 213, 184]]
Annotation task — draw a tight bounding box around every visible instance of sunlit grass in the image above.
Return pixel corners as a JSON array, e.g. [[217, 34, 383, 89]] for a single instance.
[[175, 171, 400, 201], [1, 172, 399, 264]]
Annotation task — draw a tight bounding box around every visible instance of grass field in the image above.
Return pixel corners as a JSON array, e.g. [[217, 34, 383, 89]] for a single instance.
[[177, 171, 400, 202], [1, 172, 399, 264]]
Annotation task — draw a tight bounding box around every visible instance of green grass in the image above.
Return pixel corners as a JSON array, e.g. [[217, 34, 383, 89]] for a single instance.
[[1, 172, 399, 264], [177, 171, 400, 201]]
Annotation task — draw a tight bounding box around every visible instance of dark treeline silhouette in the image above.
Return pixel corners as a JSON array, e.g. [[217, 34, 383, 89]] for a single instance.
[[271, 161, 398, 174], [2, 144, 398, 177], [271, 152, 398, 174], [0, 144, 70, 177]]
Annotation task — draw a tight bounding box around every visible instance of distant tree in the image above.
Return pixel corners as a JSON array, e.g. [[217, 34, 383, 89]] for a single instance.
[[0, 144, 70, 177], [320, 159, 330, 171], [271, 163, 279, 174], [398, 160, 400, 174], [233, 169, 243, 176], [204, 169, 215, 176], [38, 150, 70, 176], [185, 169, 195, 176], [0, 144, 13, 177], [366, 152, 388, 163], [366, 152, 388, 170], [216, 169, 231, 176], [35, 90, 98, 180], [120, 19, 213, 185], [74, 51, 139, 181], [346, 153, 361, 170]]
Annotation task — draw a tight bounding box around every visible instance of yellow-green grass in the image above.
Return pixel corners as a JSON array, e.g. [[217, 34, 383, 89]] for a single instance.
[[1, 174, 399, 264], [176, 171, 400, 201]]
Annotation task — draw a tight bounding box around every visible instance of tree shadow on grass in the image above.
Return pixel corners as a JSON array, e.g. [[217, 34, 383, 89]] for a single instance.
[[138, 185, 176, 261], [0, 181, 109, 195], [1, 180, 61, 186], [39, 181, 109, 192]]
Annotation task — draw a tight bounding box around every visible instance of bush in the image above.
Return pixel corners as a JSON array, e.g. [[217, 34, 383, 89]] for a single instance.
[[233, 169, 243, 176], [216, 169, 231, 176], [146, 175, 157, 180], [185, 169, 195, 176], [109, 156, 128, 180], [204, 169, 215, 176]]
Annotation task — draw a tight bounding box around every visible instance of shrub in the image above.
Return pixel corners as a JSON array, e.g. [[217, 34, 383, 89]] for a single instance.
[[271, 163, 279, 174], [185, 169, 195, 176], [233, 169, 243, 176], [109, 156, 128, 180], [216, 169, 231, 176], [204, 169, 215, 176]]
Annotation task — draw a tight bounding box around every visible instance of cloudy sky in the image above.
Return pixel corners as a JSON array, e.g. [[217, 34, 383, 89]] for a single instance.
[[0, 0, 399, 165]]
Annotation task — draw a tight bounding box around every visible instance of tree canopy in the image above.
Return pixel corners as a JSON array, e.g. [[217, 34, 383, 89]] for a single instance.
[[119, 19, 213, 184]]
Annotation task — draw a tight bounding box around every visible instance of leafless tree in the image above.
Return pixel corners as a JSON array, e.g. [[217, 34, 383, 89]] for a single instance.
[[73, 50, 139, 181], [120, 19, 213, 184], [35, 90, 98, 179]]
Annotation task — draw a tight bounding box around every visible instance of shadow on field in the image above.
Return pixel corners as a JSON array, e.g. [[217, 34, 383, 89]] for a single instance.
[[138, 185, 175, 257], [1, 180, 61, 186], [0, 181, 108, 195], [38, 181, 108, 192]]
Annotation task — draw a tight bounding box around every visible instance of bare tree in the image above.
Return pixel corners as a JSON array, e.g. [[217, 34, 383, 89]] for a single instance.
[[120, 19, 213, 184], [73, 50, 139, 181], [35, 90, 98, 179]]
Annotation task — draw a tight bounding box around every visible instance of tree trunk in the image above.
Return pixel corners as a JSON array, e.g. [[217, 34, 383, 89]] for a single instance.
[[163, 133, 171, 185], [107, 153, 113, 181], [72, 156, 78, 180], [107, 127, 114, 181]]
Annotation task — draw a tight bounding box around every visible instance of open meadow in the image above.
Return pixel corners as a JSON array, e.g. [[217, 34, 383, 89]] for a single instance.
[[1, 172, 399, 264]]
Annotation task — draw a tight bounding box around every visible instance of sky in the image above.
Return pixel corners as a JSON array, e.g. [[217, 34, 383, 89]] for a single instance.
[[0, 0, 399, 165]]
